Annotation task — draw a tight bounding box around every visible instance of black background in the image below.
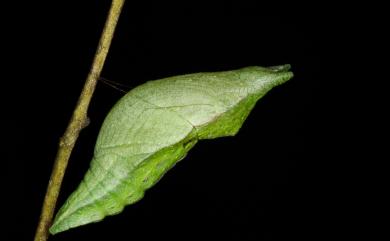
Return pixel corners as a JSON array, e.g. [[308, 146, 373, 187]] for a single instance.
[[4, 0, 333, 240]]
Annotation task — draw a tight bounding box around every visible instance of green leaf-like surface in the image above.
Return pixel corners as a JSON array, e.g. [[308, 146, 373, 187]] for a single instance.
[[50, 65, 293, 234]]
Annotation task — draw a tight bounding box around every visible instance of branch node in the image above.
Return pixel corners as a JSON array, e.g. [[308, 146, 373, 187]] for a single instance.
[[82, 117, 91, 129]]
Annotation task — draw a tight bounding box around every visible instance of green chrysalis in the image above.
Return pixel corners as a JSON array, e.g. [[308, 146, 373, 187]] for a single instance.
[[50, 65, 293, 234]]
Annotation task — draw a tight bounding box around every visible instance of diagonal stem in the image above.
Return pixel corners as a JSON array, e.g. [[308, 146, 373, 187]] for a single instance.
[[33, 1, 126, 241]]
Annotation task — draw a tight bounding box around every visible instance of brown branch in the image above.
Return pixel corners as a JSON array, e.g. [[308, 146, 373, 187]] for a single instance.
[[33, 1, 126, 241]]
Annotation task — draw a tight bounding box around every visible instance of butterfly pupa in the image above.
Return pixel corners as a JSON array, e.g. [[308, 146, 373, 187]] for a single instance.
[[50, 65, 293, 234]]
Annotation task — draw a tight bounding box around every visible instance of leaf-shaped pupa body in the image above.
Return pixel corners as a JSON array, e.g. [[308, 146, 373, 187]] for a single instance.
[[50, 65, 293, 234]]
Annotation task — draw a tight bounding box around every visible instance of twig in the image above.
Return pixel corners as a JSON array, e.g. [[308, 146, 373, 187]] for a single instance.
[[33, 1, 126, 241]]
